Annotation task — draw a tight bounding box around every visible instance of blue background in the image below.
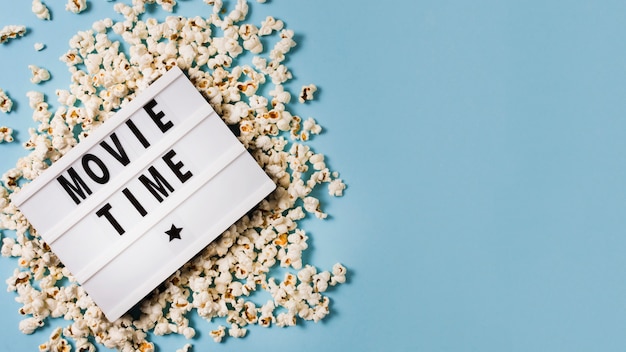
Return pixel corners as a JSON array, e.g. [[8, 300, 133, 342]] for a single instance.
[[2, 0, 626, 351]]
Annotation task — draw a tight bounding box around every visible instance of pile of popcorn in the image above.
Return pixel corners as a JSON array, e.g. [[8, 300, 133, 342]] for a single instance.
[[0, 0, 347, 351]]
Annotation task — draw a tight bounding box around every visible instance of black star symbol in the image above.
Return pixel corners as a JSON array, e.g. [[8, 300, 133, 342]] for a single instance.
[[165, 224, 182, 242]]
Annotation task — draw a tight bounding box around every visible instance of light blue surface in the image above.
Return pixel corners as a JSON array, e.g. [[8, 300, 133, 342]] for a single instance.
[[2, 0, 626, 351]]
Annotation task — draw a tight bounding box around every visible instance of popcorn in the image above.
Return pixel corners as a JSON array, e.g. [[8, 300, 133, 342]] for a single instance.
[[66, 0, 87, 14], [312, 271, 331, 293], [209, 325, 226, 343], [228, 323, 247, 338], [73, 338, 96, 352], [0, 127, 13, 143], [157, 0, 177, 12], [299, 84, 317, 103], [19, 317, 44, 334], [60, 49, 83, 66], [32, 0, 51, 20], [0, 25, 26, 44], [328, 178, 346, 196], [0, 89, 13, 113], [38, 327, 71, 352], [180, 326, 195, 339], [0, 1, 349, 350], [258, 301, 275, 327], [275, 312, 296, 327], [270, 29, 296, 63], [243, 34, 263, 54], [259, 16, 283, 36], [28, 65, 51, 84], [303, 117, 322, 135], [92, 18, 113, 33], [269, 64, 292, 85], [330, 263, 347, 285], [176, 344, 192, 352], [34, 42, 45, 51], [309, 153, 325, 170]]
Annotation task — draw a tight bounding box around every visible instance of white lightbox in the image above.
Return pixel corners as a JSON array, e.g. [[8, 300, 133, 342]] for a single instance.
[[11, 67, 276, 321]]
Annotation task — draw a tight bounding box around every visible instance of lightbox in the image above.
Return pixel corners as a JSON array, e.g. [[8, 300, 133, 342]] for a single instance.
[[11, 67, 276, 321]]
